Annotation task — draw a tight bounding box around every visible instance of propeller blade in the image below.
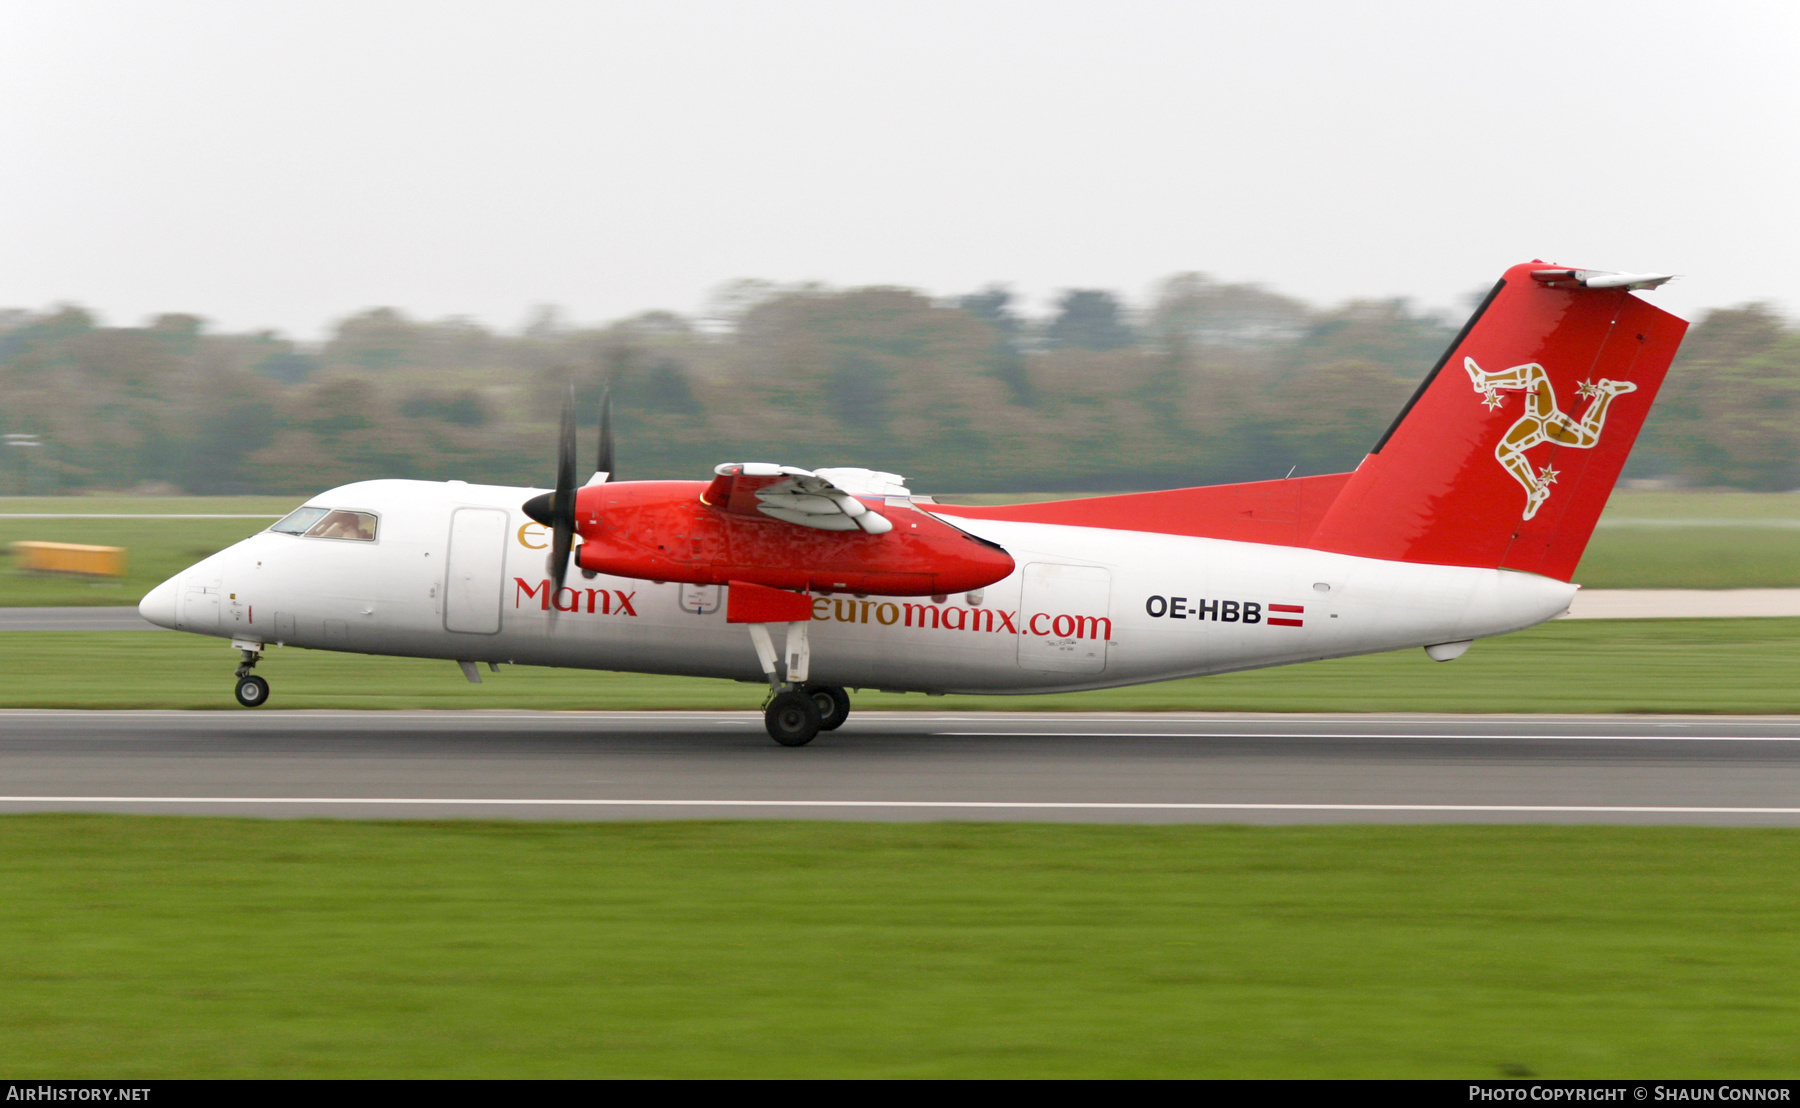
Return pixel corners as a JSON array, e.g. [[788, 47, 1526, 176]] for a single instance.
[[523, 387, 581, 603], [595, 385, 614, 481], [550, 387, 577, 595]]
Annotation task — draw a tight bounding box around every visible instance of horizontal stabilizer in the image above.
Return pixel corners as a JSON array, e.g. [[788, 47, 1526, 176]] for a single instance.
[[1530, 268, 1675, 291]]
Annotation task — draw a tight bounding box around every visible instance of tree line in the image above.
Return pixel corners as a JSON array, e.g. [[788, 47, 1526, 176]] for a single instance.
[[1, 278, 1794, 496]]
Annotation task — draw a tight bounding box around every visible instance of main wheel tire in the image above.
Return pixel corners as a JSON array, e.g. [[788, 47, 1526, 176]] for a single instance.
[[806, 685, 851, 731], [765, 689, 822, 747], [234, 674, 270, 708]]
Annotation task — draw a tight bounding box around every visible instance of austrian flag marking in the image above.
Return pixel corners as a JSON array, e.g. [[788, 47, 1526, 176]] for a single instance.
[[1267, 604, 1304, 628]]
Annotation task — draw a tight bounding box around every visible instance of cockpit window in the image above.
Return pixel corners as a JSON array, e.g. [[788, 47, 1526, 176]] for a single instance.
[[269, 507, 378, 541], [307, 510, 378, 541], [270, 507, 328, 535]]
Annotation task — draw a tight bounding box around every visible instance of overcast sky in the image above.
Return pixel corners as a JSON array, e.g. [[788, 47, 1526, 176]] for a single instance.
[[2, 0, 1795, 338]]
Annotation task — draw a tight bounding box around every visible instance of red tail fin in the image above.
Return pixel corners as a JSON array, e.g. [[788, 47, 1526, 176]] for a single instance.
[[1307, 261, 1688, 580]]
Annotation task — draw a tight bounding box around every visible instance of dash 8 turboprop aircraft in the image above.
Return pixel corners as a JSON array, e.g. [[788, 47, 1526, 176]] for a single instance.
[[139, 261, 1687, 745]]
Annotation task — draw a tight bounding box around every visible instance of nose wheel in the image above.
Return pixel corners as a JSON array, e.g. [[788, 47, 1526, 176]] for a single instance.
[[231, 641, 270, 707], [235, 674, 270, 707]]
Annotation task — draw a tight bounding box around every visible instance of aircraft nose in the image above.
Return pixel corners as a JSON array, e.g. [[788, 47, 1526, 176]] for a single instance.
[[138, 576, 179, 630]]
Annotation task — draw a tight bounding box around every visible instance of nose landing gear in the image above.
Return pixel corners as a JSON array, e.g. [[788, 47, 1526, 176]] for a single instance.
[[232, 640, 269, 707], [234, 674, 270, 707]]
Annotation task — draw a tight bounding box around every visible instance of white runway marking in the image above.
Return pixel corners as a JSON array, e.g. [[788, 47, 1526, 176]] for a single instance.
[[3, 796, 1799, 816], [934, 731, 1800, 742]]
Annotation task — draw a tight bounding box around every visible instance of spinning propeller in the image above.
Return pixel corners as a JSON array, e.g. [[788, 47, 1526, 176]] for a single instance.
[[595, 384, 613, 482], [523, 386, 613, 598]]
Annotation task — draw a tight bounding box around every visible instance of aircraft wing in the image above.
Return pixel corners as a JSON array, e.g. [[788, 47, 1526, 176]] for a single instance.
[[701, 463, 907, 535]]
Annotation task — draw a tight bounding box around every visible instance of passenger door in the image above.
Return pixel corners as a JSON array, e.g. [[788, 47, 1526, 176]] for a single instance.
[[444, 507, 509, 634], [1016, 562, 1112, 674]]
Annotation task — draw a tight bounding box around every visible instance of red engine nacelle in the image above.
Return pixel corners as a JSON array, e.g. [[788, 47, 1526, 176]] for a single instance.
[[570, 481, 1014, 597]]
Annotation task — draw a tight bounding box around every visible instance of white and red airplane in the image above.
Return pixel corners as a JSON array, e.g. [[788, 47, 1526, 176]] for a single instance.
[[138, 262, 1687, 745]]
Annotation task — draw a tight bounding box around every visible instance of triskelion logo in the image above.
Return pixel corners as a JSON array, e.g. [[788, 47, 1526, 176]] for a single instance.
[[1464, 357, 1637, 520]]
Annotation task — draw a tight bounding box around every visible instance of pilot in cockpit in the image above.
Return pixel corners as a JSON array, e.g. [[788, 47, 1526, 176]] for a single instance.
[[312, 510, 375, 541]]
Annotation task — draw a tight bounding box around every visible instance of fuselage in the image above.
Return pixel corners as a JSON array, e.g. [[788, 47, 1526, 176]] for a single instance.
[[138, 478, 1576, 694]]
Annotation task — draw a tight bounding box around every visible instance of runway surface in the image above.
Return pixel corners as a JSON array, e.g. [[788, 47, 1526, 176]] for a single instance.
[[2, 710, 1797, 825]]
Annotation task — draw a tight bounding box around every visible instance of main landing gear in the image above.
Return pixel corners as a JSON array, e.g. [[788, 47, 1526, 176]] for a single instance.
[[807, 684, 851, 731], [232, 640, 270, 707], [744, 620, 851, 746], [765, 689, 821, 746], [761, 683, 852, 747]]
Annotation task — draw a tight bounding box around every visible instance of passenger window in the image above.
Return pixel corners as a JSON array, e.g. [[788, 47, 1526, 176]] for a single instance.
[[305, 510, 378, 541]]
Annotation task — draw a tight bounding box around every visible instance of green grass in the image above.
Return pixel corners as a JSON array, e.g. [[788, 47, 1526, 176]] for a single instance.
[[0, 500, 289, 607], [1, 491, 1798, 605], [1601, 490, 1800, 519], [0, 517, 279, 607], [1575, 527, 1800, 588], [1577, 489, 1800, 588], [4, 618, 1799, 712], [1, 815, 1795, 1077]]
